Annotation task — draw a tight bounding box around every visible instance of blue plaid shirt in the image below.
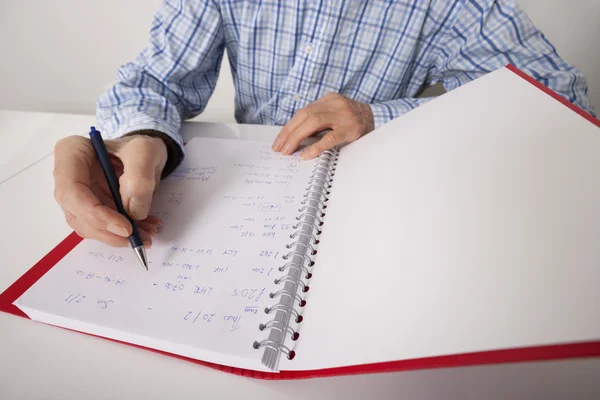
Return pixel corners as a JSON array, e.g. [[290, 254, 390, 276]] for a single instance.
[[97, 0, 596, 156]]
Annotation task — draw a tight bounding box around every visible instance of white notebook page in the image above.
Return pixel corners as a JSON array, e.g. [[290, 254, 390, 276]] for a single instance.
[[283, 68, 600, 371], [15, 137, 315, 372]]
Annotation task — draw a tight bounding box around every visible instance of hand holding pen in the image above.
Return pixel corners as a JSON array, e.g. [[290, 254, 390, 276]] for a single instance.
[[52, 127, 169, 268]]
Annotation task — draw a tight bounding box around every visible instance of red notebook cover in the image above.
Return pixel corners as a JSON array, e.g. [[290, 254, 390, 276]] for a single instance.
[[1, 65, 599, 380]]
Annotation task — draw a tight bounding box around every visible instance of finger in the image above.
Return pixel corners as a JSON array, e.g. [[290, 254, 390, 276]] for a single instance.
[[67, 209, 154, 248], [143, 215, 165, 235], [53, 136, 95, 186], [53, 137, 132, 236], [67, 213, 131, 247], [300, 130, 344, 160], [138, 228, 154, 248], [272, 110, 309, 152], [57, 181, 131, 236], [143, 214, 164, 226], [97, 183, 166, 238], [96, 188, 162, 235], [279, 112, 332, 155], [272, 100, 326, 152], [95, 185, 118, 210], [117, 136, 167, 220], [64, 209, 131, 246], [137, 220, 159, 236], [94, 172, 163, 229]]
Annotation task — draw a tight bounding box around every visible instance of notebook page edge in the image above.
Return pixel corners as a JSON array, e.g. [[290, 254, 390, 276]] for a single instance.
[[15, 303, 272, 372]]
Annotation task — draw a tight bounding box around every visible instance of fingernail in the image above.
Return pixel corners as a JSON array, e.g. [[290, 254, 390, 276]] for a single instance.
[[130, 197, 148, 219], [282, 143, 293, 154], [272, 139, 282, 151], [108, 225, 129, 237]]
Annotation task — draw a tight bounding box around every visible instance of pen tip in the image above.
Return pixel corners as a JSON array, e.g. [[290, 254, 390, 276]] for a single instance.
[[134, 246, 148, 271]]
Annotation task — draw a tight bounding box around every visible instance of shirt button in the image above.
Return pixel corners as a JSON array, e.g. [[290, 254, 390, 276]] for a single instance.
[[293, 93, 301, 101], [304, 44, 314, 54]]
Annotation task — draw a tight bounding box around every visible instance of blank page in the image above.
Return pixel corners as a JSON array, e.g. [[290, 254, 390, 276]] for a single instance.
[[15, 137, 315, 372], [284, 68, 600, 371]]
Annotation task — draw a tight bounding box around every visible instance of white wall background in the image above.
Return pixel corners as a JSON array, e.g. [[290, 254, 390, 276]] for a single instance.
[[0, 0, 599, 122]]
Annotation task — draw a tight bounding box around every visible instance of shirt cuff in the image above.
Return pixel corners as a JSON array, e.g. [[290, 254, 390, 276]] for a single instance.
[[369, 97, 436, 128]]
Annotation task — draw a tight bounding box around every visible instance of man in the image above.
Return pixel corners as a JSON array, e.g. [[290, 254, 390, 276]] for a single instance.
[[53, 0, 596, 248]]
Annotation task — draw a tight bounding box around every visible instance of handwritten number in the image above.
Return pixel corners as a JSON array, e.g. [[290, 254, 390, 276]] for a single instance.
[[193, 311, 201, 323], [65, 293, 85, 305], [97, 300, 113, 309], [185, 311, 215, 324], [231, 288, 266, 302]]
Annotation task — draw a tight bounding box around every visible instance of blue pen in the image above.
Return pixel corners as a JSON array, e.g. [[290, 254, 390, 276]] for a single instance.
[[89, 126, 148, 270]]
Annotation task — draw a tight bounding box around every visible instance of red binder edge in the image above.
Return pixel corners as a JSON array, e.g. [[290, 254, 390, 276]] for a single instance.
[[505, 64, 599, 127], [1, 65, 599, 381]]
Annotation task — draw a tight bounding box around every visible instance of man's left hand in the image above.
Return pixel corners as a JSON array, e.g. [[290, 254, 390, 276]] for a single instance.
[[272, 93, 375, 160]]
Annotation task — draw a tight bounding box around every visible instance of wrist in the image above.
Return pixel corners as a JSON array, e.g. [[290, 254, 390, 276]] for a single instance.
[[359, 102, 375, 134]]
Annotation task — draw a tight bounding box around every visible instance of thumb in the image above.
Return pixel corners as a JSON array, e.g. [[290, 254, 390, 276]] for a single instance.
[[117, 136, 167, 220]]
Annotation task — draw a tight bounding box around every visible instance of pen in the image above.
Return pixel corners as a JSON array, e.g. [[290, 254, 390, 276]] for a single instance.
[[88, 126, 148, 270]]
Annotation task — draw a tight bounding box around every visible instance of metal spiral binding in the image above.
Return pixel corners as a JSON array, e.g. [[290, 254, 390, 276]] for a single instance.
[[253, 148, 339, 370]]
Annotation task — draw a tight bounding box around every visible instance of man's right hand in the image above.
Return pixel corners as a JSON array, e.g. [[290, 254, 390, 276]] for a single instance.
[[53, 134, 168, 248]]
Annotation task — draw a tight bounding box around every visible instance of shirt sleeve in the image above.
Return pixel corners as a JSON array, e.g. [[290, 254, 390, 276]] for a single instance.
[[369, 98, 436, 128], [95, 0, 225, 161], [428, 0, 596, 117], [371, 0, 596, 128]]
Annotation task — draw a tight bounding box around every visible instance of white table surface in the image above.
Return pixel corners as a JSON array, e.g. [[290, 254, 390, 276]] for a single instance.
[[1, 109, 599, 400]]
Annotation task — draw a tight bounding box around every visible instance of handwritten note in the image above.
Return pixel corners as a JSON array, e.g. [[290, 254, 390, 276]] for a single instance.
[[14, 137, 315, 372]]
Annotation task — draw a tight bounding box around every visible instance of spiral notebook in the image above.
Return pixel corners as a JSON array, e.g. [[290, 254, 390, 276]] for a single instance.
[[1, 65, 600, 379]]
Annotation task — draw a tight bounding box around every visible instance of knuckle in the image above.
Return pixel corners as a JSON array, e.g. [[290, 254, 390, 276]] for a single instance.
[[338, 97, 351, 108], [325, 132, 339, 145], [83, 209, 101, 228], [120, 174, 155, 190], [349, 131, 362, 141], [344, 111, 358, 123], [71, 218, 87, 238], [53, 187, 68, 205], [296, 108, 309, 120], [53, 135, 85, 152], [65, 212, 78, 228], [307, 115, 321, 127], [53, 138, 67, 154], [74, 228, 88, 239], [329, 93, 347, 106]]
